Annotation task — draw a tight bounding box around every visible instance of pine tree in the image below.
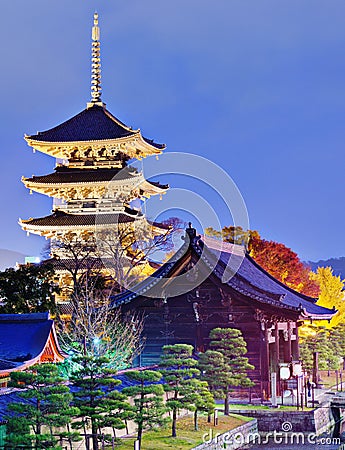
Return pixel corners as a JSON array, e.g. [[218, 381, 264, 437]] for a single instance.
[[199, 328, 254, 415], [330, 324, 345, 369], [300, 328, 339, 373], [5, 363, 79, 449], [98, 388, 132, 443], [70, 355, 119, 450], [180, 379, 215, 431], [159, 344, 199, 438], [122, 370, 167, 449]]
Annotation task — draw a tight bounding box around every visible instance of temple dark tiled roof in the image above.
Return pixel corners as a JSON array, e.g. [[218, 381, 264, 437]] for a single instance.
[[109, 236, 335, 320], [26, 104, 165, 149], [0, 313, 53, 369], [207, 247, 334, 318]]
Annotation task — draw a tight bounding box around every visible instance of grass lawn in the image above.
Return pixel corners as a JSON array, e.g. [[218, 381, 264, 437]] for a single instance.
[[110, 413, 250, 450]]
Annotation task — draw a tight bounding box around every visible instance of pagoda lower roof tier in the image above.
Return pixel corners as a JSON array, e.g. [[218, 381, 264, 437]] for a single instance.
[[28, 166, 140, 183], [22, 166, 168, 201], [19, 209, 169, 237], [25, 104, 165, 159]]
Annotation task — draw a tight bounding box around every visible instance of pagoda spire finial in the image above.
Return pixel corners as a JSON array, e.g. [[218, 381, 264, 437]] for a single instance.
[[90, 12, 102, 105]]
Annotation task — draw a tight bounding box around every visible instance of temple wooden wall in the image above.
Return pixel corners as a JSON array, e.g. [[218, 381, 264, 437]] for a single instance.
[[122, 277, 266, 394]]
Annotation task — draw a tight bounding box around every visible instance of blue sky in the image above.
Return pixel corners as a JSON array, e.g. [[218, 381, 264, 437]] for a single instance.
[[1, 0, 345, 261]]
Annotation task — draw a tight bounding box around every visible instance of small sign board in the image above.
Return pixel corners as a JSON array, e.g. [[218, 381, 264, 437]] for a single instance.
[[280, 365, 290, 380]]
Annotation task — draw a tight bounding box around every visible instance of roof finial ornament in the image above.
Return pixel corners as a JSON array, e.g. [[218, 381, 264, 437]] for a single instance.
[[90, 12, 103, 106]]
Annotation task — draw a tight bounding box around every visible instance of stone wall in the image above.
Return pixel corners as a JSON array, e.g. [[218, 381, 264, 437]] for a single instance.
[[228, 405, 339, 435], [192, 419, 258, 450]]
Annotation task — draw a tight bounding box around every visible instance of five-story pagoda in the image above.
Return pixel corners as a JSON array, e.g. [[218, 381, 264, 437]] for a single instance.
[[20, 13, 168, 300]]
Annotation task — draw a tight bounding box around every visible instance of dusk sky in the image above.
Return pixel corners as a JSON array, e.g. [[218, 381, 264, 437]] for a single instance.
[[1, 0, 345, 262]]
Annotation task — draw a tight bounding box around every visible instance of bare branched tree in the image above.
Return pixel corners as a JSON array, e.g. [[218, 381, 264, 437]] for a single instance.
[[58, 275, 145, 372], [48, 217, 183, 298]]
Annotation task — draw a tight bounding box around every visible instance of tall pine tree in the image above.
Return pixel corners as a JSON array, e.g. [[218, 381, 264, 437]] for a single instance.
[[98, 389, 131, 443], [159, 344, 199, 437], [122, 370, 167, 449], [180, 379, 215, 431], [70, 355, 119, 450], [199, 328, 254, 415]]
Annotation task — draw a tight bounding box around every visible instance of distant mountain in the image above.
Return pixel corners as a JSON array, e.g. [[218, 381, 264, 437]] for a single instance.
[[0, 249, 26, 271], [307, 257, 345, 280]]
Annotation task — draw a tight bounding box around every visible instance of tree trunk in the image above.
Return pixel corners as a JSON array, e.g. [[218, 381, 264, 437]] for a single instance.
[[194, 410, 198, 431], [224, 392, 230, 416], [207, 413, 211, 423], [49, 425, 54, 445], [35, 399, 41, 448], [83, 421, 90, 450], [137, 386, 145, 447], [92, 419, 99, 450], [138, 423, 143, 449], [67, 423, 73, 450], [172, 408, 177, 438]]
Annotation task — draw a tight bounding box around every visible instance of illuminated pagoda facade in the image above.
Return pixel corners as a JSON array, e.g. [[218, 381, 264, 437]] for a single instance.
[[20, 14, 168, 301]]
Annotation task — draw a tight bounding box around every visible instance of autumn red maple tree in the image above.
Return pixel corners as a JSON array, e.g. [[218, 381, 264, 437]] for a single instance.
[[248, 235, 320, 297], [205, 226, 319, 297]]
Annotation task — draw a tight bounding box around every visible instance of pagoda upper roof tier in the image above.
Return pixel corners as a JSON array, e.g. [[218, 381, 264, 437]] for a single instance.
[[25, 104, 165, 159], [20, 208, 169, 237], [22, 166, 168, 201]]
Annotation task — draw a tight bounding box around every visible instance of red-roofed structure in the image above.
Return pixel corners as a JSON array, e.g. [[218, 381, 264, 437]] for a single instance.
[[0, 313, 64, 386]]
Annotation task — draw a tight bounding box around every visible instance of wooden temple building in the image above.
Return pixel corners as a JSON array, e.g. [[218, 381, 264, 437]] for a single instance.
[[19, 13, 168, 301], [110, 226, 335, 400]]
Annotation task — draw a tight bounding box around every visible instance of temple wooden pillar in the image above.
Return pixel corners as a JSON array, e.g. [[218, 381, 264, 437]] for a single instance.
[[260, 324, 270, 399], [291, 322, 300, 361], [295, 324, 300, 360], [274, 323, 280, 367], [274, 323, 280, 395], [286, 321, 292, 362]]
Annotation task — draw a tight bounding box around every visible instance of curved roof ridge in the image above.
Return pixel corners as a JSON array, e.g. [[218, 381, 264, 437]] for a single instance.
[[244, 251, 318, 304], [103, 107, 138, 133]]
